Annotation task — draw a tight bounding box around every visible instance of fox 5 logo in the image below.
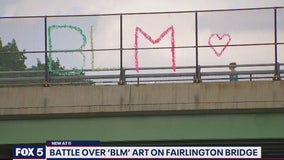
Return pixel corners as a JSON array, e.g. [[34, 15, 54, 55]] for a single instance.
[[13, 146, 45, 159]]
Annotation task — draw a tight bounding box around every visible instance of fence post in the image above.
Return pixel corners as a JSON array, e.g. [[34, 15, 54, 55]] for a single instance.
[[44, 16, 50, 86], [194, 11, 201, 83], [273, 8, 280, 80], [118, 14, 126, 85]]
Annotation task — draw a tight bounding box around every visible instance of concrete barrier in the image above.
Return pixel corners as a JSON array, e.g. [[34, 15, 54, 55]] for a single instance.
[[1, 81, 284, 117]]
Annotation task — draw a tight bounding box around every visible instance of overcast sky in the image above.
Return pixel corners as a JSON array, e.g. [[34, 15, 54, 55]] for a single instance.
[[1, 0, 284, 16], [0, 0, 284, 72]]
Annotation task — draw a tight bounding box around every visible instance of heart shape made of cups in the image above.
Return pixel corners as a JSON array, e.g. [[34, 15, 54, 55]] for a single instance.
[[208, 33, 231, 57]]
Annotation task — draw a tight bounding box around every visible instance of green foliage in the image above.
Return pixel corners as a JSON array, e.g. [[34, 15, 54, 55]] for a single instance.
[[0, 37, 90, 86], [0, 37, 65, 72], [0, 38, 27, 71], [30, 58, 65, 71]]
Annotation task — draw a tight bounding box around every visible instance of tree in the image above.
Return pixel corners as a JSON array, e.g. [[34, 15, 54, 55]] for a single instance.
[[0, 37, 90, 85], [0, 38, 27, 71], [30, 58, 65, 71], [30, 58, 91, 85]]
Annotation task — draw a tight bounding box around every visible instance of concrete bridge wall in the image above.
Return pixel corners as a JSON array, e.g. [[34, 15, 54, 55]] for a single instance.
[[0, 81, 284, 144], [1, 81, 284, 116]]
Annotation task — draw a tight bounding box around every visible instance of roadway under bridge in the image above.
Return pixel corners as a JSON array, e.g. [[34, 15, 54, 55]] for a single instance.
[[0, 81, 284, 159]]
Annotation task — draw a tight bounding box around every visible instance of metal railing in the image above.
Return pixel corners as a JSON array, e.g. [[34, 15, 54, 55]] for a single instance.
[[0, 63, 282, 86], [0, 6, 283, 86]]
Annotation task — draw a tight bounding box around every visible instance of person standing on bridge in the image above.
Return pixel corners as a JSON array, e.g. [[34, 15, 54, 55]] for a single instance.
[[229, 62, 238, 82]]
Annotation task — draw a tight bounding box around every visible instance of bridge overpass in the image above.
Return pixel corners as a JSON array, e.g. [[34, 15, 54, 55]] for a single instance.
[[1, 80, 284, 158], [1, 6, 284, 159]]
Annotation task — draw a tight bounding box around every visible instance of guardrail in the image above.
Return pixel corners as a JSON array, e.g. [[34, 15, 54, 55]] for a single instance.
[[0, 63, 282, 86], [0, 6, 283, 86]]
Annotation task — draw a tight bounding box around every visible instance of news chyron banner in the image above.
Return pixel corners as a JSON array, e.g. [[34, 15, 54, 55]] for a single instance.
[[13, 140, 262, 160]]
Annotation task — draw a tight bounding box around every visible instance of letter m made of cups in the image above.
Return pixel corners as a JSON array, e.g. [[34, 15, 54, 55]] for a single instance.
[[134, 26, 176, 72]]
